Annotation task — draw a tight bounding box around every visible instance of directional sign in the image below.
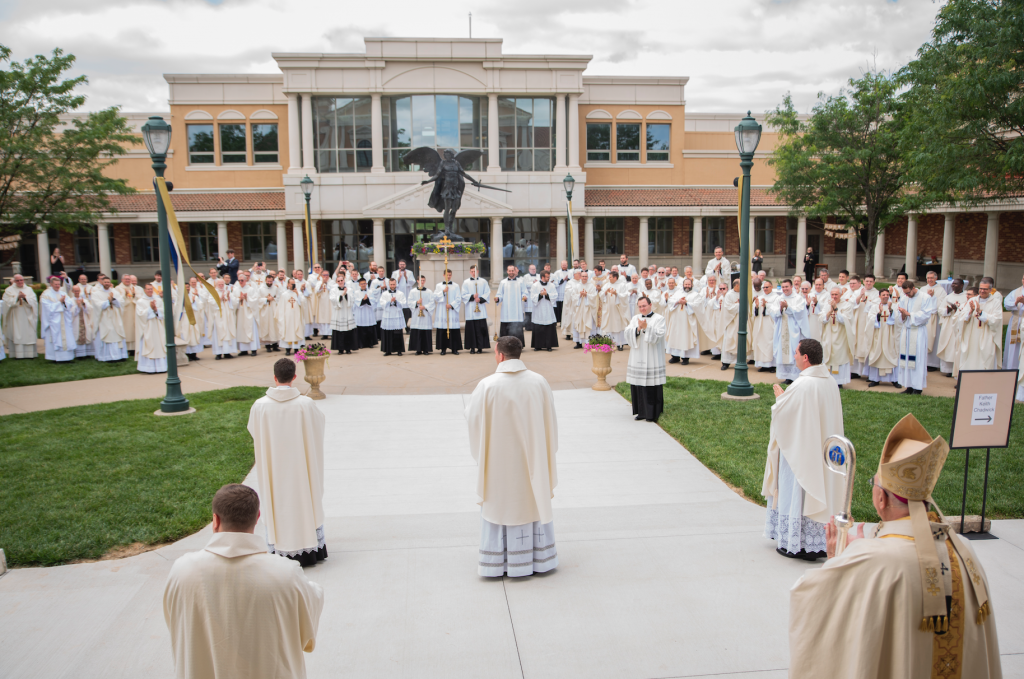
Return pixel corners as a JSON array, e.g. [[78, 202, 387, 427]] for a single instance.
[[950, 371, 1018, 449]]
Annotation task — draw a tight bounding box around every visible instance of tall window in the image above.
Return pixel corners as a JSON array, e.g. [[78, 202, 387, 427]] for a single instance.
[[498, 97, 555, 171], [325, 219, 374, 273], [646, 123, 670, 162], [702, 217, 726, 255], [382, 95, 486, 171], [313, 96, 372, 173], [74, 227, 98, 265], [188, 223, 218, 262], [220, 124, 246, 164], [242, 222, 277, 261], [252, 124, 279, 164], [650, 217, 673, 255], [502, 217, 550, 271], [130, 224, 159, 262], [594, 217, 624, 256], [587, 123, 610, 161], [187, 124, 214, 164], [754, 217, 774, 254], [616, 123, 640, 161]]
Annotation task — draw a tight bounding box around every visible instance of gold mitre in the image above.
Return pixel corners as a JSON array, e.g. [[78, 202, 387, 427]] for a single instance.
[[878, 414, 949, 502]]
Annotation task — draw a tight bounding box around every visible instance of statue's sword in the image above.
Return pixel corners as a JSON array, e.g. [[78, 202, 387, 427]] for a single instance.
[[472, 182, 511, 193]]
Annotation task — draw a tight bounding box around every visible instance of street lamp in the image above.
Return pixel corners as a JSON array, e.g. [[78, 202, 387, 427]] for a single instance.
[[300, 175, 314, 271], [141, 116, 189, 414], [727, 112, 762, 398], [562, 173, 575, 200], [562, 173, 575, 263]]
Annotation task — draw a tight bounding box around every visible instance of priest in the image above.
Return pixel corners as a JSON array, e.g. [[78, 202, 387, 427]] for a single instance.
[[818, 287, 855, 387], [894, 279, 937, 395], [114, 275, 140, 356], [209, 279, 237, 360], [1004, 273, 1024, 371], [257, 272, 281, 353], [936, 278, 968, 376], [958, 277, 1003, 370], [751, 279, 777, 372], [135, 283, 168, 373], [40, 276, 77, 363], [789, 414, 1001, 679], [495, 265, 526, 344], [467, 336, 559, 577], [625, 296, 667, 423], [922, 271, 947, 370], [569, 271, 598, 349], [762, 338, 843, 560], [378, 278, 406, 357], [768, 279, 810, 384], [865, 289, 899, 387], [407, 275, 434, 355], [90, 275, 128, 362], [716, 278, 741, 371], [247, 358, 327, 567], [666, 278, 700, 365], [529, 271, 559, 351], [163, 484, 324, 679], [434, 269, 462, 356], [234, 274, 261, 357], [278, 279, 307, 356], [462, 265, 491, 354], [2, 274, 38, 359], [599, 271, 630, 350]]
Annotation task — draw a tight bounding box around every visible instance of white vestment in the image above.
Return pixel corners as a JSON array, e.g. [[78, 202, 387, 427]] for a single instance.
[[90, 286, 128, 361], [496, 277, 526, 322], [135, 294, 168, 373], [1003, 286, 1023, 371], [625, 312, 667, 386], [818, 300, 855, 386], [958, 295, 1004, 371], [2, 284, 39, 358], [894, 292, 937, 390], [768, 292, 810, 381], [665, 289, 700, 358], [40, 288, 77, 362], [433, 282, 462, 329]]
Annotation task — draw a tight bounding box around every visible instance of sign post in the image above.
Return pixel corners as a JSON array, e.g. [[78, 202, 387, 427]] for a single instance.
[[949, 370, 1018, 539]]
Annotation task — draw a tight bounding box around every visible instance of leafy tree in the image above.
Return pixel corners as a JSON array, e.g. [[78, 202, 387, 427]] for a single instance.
[[0, 45, 136, 242], [766, 71, 923, 274], [899, 0, 1024, 204]]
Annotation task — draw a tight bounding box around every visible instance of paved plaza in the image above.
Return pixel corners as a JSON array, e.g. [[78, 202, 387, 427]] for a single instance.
[[1, 387, 1023, 678]]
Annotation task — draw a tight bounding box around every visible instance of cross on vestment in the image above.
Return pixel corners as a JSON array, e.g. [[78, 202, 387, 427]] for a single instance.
[[289, 297, 295, 308], [941, 563, 949, 575], [516, 529, 531, 546], [439, 235, 453, 338]]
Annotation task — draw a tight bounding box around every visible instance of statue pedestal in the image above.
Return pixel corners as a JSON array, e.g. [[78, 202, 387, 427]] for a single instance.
[[414, 253, 481, 289]]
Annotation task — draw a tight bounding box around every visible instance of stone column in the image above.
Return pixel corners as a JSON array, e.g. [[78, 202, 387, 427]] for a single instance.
[[845, 227, 857, 274], [287, 93, 301, 172], [984, 212, 1000, 279], [301, 94, 315, 172], [873, 229, 886, 279], [487, 94, 500, 172], [372, 218, 385, 270], [293, 222, 304, 274], [905, 214, 918, 281], [555, 95, 567, 170], [556, 216, 567, 266], [795, 216, 807, 274], [568, 94, 580, 171], [584, 216, 595, 267], [491, 216, 503, 285], [691, 216, 702, 274], [217, 221, 229, 261], [276, 220, 288, 272], [370, 93, 385, 173], [97, 221, 112, 276], [638, 216, 650, 270], [942, 213, 956, 279], [37, 228, 52, 281]]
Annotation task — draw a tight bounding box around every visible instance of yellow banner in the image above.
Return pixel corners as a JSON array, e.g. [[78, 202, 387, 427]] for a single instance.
[[155, 177, 221, 317]]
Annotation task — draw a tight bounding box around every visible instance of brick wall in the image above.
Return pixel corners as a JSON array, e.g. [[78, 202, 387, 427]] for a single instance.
[[674, 216, 689, 256], [917, 214, 944, 261], [112, 224, 131, 265], [227, 222, 243, 255], [773, 216, 788, 256], [285, 220, 294, 265], [999, 212, 1024, 263], [58, 231, 76, 265], [624, 217, 639, 257], [724, 217, 739, 256]]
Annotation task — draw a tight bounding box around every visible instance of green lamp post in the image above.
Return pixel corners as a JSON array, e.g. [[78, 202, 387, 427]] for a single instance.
[[141, 115, 190, 413], [562, 173, 575, 263], [727, 112, 762, 398]]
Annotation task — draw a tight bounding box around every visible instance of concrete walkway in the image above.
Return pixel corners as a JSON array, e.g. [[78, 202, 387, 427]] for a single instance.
[[1, 389, 1022, 679], [0, 331, 960, 415]]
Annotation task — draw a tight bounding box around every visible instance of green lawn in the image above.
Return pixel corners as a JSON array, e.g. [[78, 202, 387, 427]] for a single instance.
[[0, 387, 265, 566], [616, 378, 1024, 523], [0, 354, 142, 389]]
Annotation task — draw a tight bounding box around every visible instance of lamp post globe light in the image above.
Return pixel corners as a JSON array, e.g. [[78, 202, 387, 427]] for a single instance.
[[727, 112, 762, 398], [141, 116, 190, 414], [300, 175, 314, 269], [562, 173, 575, 262], [562, 173, 575, 201]]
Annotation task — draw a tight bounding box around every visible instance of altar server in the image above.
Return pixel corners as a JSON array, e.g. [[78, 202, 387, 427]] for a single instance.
[[495, 265, 526, 344], [530, 271, 559, 351], [625, 296, 667, 423], [351, 278, 378, 349], [468, 336, 559, 577], [551, 260, 571, 323], [434, 269, 462, 356], [330, 272, 357, 355], [378, 278, 406, 356], [462, 265, 491, 354], [407, 275, 435, 355]]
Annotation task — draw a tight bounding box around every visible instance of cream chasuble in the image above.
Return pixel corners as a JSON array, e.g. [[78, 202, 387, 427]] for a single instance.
[[958, 294, 1004, 370], [2, 283, 39, 358], [163, 531, 324, 679], [247, 387, 326, 556]]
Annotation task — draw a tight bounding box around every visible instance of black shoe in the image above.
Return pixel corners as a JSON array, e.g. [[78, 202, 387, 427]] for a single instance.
[[384, 352, 392, 356], [575, 343, 582, 349], [669, 357, 680, 364], [776, 547, 804, 559], [800, 550, 827, 561], [397, 352, 403, 356], [758, 367, 767, 372], [313, 329, 319, 336], [534, 347, 541, 351], [441, 349, 447, 356], [769, 367, 776, 373], [286, 349, 292, 356], [128, 350, 135, 357], [618, 346, 624, 351], [711, 354, 721, 361], [867, 381, 880, 387], [452, 350, 459, 356], [700, 350, 711, 355], [928, 366, 938, 372], [635, 415, 644, 421], [682, 358, 689, 365], [546, 347, 552, 352], [215, 354, 222, 360], [720, 363, 730, 370], [785, 379, 794, 385], [224, 353, 235, 359], [251, 350, 258, 356], [902, 387, 915, 394], [193, 354, 201, 361]]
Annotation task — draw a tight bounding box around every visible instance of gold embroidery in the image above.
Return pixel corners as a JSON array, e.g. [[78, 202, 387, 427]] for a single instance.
[[879, 534, 915, 541], [925, 566, 942, 597], [963, 557, 982, 588], [931, 540, 965, 679]]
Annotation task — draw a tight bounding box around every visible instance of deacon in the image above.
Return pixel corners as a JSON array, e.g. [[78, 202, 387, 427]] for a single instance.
[[769, 279, 810, 384], [495, 265, 526, 344], [378, 278, 406, 357], [666, 278, 700, 365], [894, 279, 937, 395], [330, 272, 358, 355], [625, 296, 667, 423], [958, 277, 1004, 370], [135, 283, 167, 373], [163, 484, 324, 679], [762, 339, 844, 560], [467, 336, 559, 577], [818, 287, 854, 387], [434, 269, 462, 356], [462, 265, 491, 354], [529, 271, 559, 351], [1004, 273, 1024, 371], [408, 275, 435, 355], [789, 414, 1001, 679], [248, 358, 327, 566], [40, 276, 77, 363]]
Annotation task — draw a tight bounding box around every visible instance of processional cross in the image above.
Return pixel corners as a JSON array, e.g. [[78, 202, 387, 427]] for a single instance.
[[439, 235, 453, 338]]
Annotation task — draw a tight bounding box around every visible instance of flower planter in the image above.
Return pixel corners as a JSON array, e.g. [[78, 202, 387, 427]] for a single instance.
[[302, 355, 328, 400], [590, 350, 613, 391]]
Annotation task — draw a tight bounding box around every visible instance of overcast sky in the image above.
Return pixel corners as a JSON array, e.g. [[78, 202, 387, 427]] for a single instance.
[[2, 0, 941, 115]]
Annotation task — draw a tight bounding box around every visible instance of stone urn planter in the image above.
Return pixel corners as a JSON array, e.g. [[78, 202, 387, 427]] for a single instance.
[[296, 343, 330, 400], [584, 336, 614, 391]]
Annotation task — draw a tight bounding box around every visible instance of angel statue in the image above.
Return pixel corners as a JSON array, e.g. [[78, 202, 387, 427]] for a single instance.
[[403, 147, 509, 242]]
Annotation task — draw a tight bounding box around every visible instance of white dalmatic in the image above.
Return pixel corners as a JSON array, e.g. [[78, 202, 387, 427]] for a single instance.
[[769, 292, 810, 381], [496, 277, 525, 322], [433, 281, 462, 329], [407, 286, 435, 330], [894, 291, 937, 390], [91, 285, 128, 361], [530, 280, 558, 325], [40, 287, 77, 362]]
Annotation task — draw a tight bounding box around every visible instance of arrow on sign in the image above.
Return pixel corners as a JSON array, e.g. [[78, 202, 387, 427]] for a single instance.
[[974, 416, 993, 423]]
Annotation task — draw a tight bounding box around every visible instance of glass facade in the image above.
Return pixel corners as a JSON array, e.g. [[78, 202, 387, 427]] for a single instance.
[[500, 217, 550, 272], [594, 217, 624, 256], [754, 216, 774, 255], [313, 96, 373, 173], [382, 95, 486, 171], [497, 97, 555, 171], [696, 217, 726, 255], [324, 219, 375, 273]]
